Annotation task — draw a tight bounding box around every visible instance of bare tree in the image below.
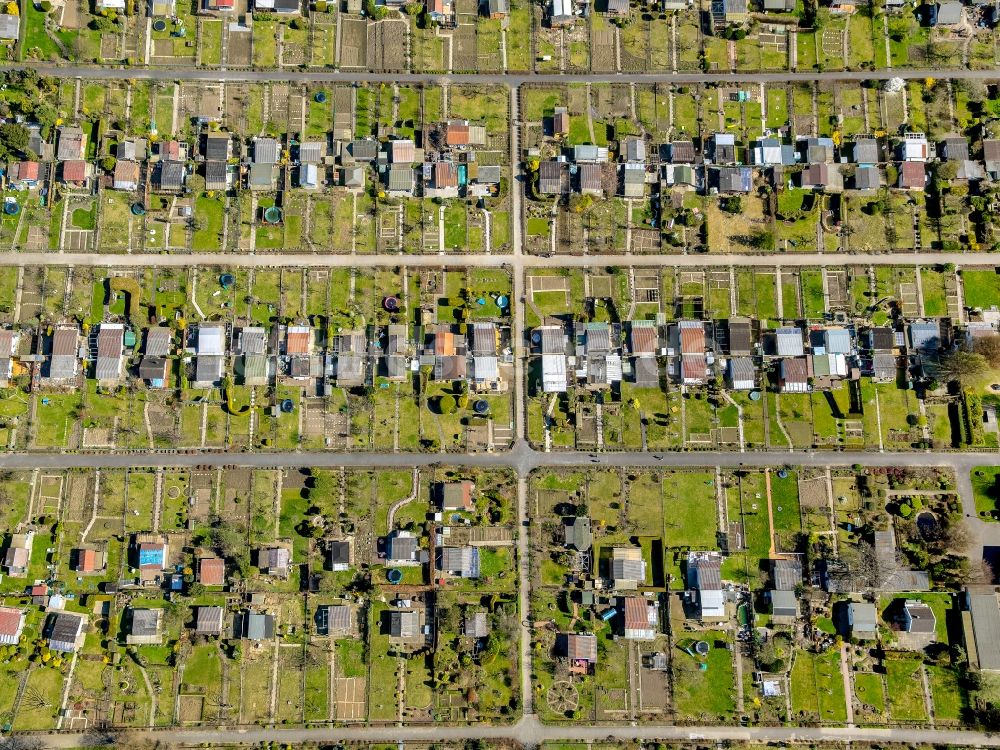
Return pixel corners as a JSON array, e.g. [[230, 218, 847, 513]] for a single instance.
[[21, 686, 51, 712], [0, 737, 44, 750], [841, 539, 899, 592], [80, 728, 120, 747]]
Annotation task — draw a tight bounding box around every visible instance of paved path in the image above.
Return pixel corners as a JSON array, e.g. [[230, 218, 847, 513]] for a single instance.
[[12, 63, 1000, 85], [3, 446, 998, 473], [0, 251, 996, 268], [28, 714, 1000, 748]]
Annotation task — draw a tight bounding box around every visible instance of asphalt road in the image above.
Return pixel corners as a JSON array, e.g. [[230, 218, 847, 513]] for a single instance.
[[1, 444, 996, 473], [12, 62, 1000, 85], [1, 251, 997, 268], [27, 714, 1000, 748]]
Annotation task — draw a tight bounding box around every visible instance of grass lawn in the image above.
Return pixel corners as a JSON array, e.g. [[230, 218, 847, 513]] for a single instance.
[[72, 204, 96, 230], [800, 269, 825, 318], [20, 2, 77, 62], [962, 268, 1000, 309], [252, 20, 278, 67], [192, 195, 225, 251], [874, 369, 910, 416], [777, 393, 813, 449], [766, 86, 789, 129], [927, 665, 967, 723], [306, 92, 333, 138], [781, 273, 801, 318], [738, 473, 771, 559], [885, 658, 928, 721], [663, 471, 718, 549], [0, 659, 27, 719], [99, 191, 133, 252], [526, 217, 550, 236], [367, 602, 399, 721], [506, 1, 531, 70], [443, 202, 467, 250], [770, 471, 801, 549], [920, 268, 948, 316], [184, 642, 223, 706], [13, 667, 64, 730], [853, 672, 885, 716], [790, 648, 847, 723], [970, 466, 1000, 520], [336, 638, 366, 678], [240, 652, 273, 723], [34, 393, 81, 448], [672, 631, 735, 721], [200, 19, 223, 66], [404, 656, 433, 709], [255, 197, 285, 250], [0, 471, 31, 533], [303, 644, 330, 722]]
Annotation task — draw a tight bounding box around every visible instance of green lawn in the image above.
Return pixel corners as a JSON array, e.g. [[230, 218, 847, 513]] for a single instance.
[[920, 268, 948, 317], [526, 217, 550, 236], [853, 672, 885, 716], [770, 471, 801, 547], [34, 393, 81, 448], [192, 195, 225, 251], [961, 269, 1000, 309], [20, 2, 75, 62], [72, 205, 96, 230], [800, 269, 825, 318], [13, 667, 64, 730], [252, 20, 278, 67], [672, 631, 736, 721], [336, 638, 367, 678], [443, 202, 467, 250], [927, 665, 967, 724], [885, 658, 928, 721], [367, 602, 399, 721], [199, 19, 223, 66], [663, 472, 718, 549], [970, 467, 1000, 520], [790, 648, 847, 723]]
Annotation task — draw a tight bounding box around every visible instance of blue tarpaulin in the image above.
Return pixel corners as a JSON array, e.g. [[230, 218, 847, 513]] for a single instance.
[[139, 547, 164, 566]]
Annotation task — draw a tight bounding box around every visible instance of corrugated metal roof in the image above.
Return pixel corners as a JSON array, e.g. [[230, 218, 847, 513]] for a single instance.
[[775, 327, 804, 356], [254, 138, 280, 164], [145, 327, 172, 356]]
